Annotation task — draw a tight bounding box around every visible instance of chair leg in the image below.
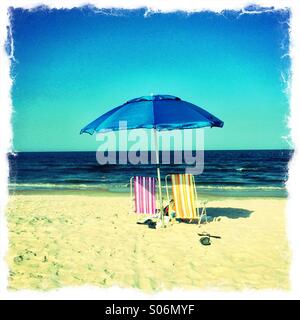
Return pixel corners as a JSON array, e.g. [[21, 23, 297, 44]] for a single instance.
[[198, 202, 208, 225], [203, 205, 208, 224], [128, 197, 136, 215], [203, 204, 207, 223]]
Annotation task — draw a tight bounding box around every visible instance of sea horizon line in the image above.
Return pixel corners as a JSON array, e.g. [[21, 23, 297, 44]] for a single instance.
[[9, 148, 294, 153]]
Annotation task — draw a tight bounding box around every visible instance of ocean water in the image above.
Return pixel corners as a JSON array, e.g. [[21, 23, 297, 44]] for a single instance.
[[8, 150, 292, 198]]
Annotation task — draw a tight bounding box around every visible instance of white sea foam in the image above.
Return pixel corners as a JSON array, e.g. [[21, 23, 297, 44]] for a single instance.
[[9, 182, 285, 192]]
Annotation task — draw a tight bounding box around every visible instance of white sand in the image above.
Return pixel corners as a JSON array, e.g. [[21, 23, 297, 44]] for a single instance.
[[6, 194, 290, 291]]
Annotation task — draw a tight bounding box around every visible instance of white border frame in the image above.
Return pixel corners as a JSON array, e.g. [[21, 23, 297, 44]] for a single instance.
[[0, 0, 299, 300]]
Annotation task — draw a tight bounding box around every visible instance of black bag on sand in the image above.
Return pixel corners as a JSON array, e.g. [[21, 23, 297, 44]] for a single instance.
[[198, 233, 221, 246], [200, 236, 211, 246]]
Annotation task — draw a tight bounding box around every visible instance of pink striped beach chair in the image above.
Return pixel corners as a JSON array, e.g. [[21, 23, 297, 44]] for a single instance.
[[130, 176, 157, 215]]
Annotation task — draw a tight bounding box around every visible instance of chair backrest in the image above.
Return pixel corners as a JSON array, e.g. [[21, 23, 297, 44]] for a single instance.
[[133, 176, 156, 215], [170, 174, 197, 219]]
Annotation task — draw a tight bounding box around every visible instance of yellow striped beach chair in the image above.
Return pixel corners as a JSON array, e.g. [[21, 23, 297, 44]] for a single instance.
[[165, 174, 207, 223]]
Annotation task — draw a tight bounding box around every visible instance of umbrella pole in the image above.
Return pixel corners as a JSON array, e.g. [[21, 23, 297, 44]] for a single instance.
[[154, 129, 164, 227]]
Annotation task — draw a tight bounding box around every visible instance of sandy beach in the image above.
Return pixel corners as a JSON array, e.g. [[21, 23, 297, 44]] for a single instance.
[[5, 192, 290, 291]]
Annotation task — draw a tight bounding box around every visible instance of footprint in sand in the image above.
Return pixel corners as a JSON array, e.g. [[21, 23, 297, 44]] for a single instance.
[[109, 249, 116, 257], [29, 216, 53, 225], [87, 264, 94, 271], [13, 249, 37, 265], [104, 268, 115, 279], [13, 256, 24, 265]]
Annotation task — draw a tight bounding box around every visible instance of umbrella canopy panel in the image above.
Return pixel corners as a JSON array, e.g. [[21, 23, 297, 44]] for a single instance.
[[80, 95, 223, 135]]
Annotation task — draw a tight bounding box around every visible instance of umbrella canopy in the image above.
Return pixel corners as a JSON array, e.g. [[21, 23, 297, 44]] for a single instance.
[[80, 95, 223, 135]]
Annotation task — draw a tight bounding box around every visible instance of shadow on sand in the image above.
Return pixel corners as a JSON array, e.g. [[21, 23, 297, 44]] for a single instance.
[[136, 207, 253, 228], [179, 207, 253, 224], [199, 207, 253, 219]]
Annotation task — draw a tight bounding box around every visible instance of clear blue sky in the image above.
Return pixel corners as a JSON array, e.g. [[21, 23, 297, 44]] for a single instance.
[[10, 7, 291, 151]]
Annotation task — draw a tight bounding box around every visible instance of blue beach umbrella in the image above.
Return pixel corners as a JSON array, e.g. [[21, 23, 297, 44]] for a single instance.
[[80, 95, 223, 222]]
